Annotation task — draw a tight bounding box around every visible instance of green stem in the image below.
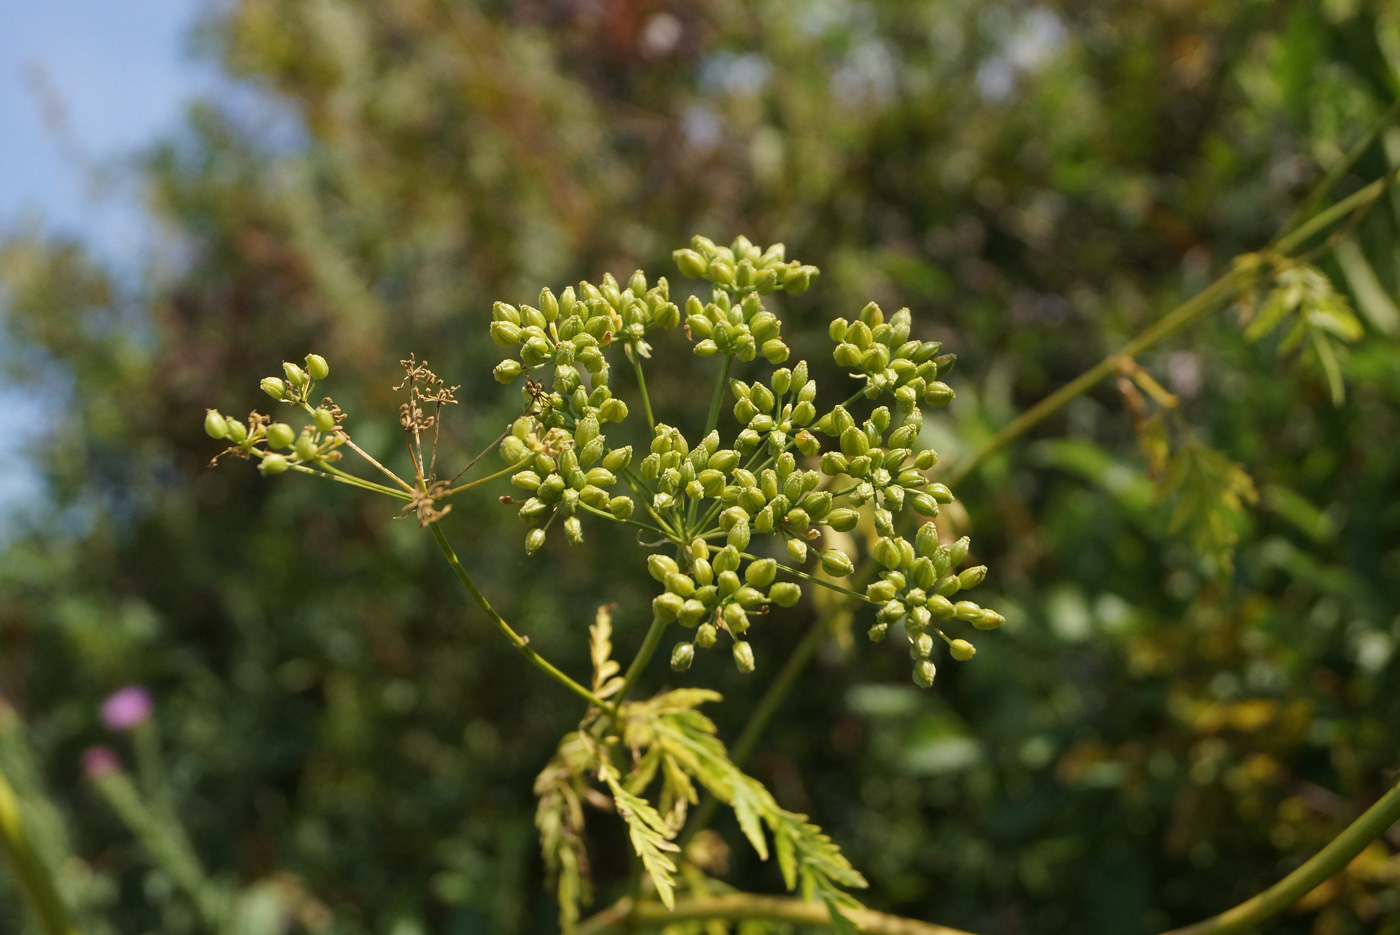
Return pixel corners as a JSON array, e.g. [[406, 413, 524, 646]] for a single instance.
[[445, 457, 532, 495], [577, 893, 976, 935], [305, 462, 413, 499], [0, 768, 78, 935], [599, 777, 1400, 935], [339, 434, 414, 492], [91, 767, 225, 925], [428, 523, 610, 710], [943, 173, 1399, 490], [632, 346, 656, 430], [704, 355, 734, 437], [576, 501, 672, 538], [1160, 776, 1400, 935], [612, 615, 670, 708]]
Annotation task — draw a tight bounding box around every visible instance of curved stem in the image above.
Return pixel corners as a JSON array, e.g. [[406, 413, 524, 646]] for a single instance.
[[0, 768, 77, 935], [1160, 776, 1400, 935], [577, 893, 977, 935], [428, 523, 609, 710], [445, 457, 531, 495], [612, 614, 670, 708], [942, 173, 1399, 490]]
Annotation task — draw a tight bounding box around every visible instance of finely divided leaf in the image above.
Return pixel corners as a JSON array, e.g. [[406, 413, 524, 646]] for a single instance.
[[603, 770, 681, 909], [1161, 443, 1258, 572]]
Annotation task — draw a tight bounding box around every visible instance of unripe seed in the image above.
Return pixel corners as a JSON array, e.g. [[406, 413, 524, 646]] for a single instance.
[[912, 660, 936, 688], [826, 508, 859, 532], [727, 522, 751, 550], [564, 516, 583, 544], [304, 354, 330, 381], [927, 594, 956, 619], [868, 622, 888, 642], [653, 592, 685, 621], [665, 572, 696, 598], [974, 610, 1005, 630], [950, 639, 976, 661], [693, 558, 715, 586], [745, 558, 777, 588], [714, 546, 742, 574], [786, 538, 807, 563], [866, 579, 898, 603], [294, 432, 318, 462], [608, 496, 634, 519], [204, 410, 228, 439], [820, 548, 855, 577], [949, 536, 970, 566], [678, 599, 708, 628], [696, 623, 719, 648], [732, 640, 755, 673], [494, 360, 523, 383], [261, 377, 286, 400], [259, 453, 289, 474], [958, 565, 988, 589], [525, 528, 548, 553], [873, 537, 903, 570], [283, 362, 308, 387], [670, 643, 695, 671], [769, 582, 801, 607], [717, 570, 741, 597], [313, 408, 336, 433], [954, 600, 982, 622], [910, 633, 935, 659], [648, 554, 680, 582], [602, 446, 633, 472]]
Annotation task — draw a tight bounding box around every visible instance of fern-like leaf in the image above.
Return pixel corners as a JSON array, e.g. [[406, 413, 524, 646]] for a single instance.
[[1161, 443, 1258, 572], [602, 768, 681, 909]]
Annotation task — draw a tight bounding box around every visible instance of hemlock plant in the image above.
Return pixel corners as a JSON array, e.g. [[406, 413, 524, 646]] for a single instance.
[[183, 231, 1400, 935], [202, 235, 1001, 931]]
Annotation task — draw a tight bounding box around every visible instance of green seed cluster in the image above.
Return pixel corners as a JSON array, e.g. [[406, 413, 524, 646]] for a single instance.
[[485, 239, 1001, 685], [830, 302, 957, 403], [204, 354, 343, 475], [490, 270, 679, 392], [863, 526, 1003, 687]]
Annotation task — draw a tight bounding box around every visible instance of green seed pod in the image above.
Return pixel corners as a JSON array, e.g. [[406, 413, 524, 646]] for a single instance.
[[294, 432, 318, 462], [927, 483, 955, 504], [580, 486, 610, 510], [770, 367, 792, 397], [974, 610, 1005, 631], [652, 492, 675, 511], [695, 623, 719, 648], [717, 569, 742, 597], [752, 505, 774, 534], [872, 537, 903, 570], [492, 301, 521, 324], [283, 362, 308, 387], [260, 376, 286, 400], [786, 538, 808, 563], [745, 558, 778, 588], [309, 408, 335, 434], [912, 660, 936, 688], [927, 594, 956, 619], [936, 575, 961, 598], [909, 557, 936, 591], [707, 449, 740, 473], [949, 536, 970, 566], [563, 516, 583, 544], [723, 601, 749, 633], [525, 528, 548, 554], [866, 579, 898, 603], [769, 581, 801, 607], [820, 548, 855, 577], [494, 359, 523, 383], [577, 438, 605, 468], [910, 632, 935, 660], [304, 354, 330, 381], [258, 453, 290, 475], [794, 431, 820, 456], [693, 557, 715, 586], [732, 640, 755, 673], [670, 642, 695, 672], [674, 248, 708, 279], [950, 639, 976, 661], [840, 426, 869, 458], [490, 320, 522, 347], [665, 572, 696, 598], [954, 600, 982, 622], [820, 452, 848, 476], [958, 565, 988, 589], [924, 382, 956, 406], [734, 586, 765, 607], [829, 317, 849, 342], [599, 398, 629, 423], [727, 522, 751, 550], [227, 421, 247, 445], [204, 410, 228, 439], [878, 600, 907, 624], [825, 508, 859, 532], [575, 414, 600, 447], [678, 599, 708, 628], [600, 445, 632, 473], [262, 422, 294, 449], [910, 492, 940, 517], [913, 523, 938, 558], [608, 496, 634, 520], [868, 622, 888, 642], [652, 592, 684, 622], [518, 498, 549, 523], [584, 467, 616, 488], [648, 554, 680, 582], [833, 342, 862, 369], [714, 546, 741, 574]]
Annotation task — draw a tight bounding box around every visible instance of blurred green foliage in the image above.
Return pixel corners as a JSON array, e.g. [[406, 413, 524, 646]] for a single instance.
[[2, 1, 1400, 933]]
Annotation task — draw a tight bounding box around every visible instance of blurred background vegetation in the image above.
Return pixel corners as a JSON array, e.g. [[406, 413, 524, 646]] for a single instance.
[[2, 1, 1400, 933]]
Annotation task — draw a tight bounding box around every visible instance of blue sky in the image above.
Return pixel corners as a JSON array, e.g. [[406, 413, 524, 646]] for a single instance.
[[1, 1, 213, 536]]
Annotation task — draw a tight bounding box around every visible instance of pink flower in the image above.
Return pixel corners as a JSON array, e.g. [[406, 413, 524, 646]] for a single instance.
[[100, 685, 153, 731], [82, 746, 120, 778]]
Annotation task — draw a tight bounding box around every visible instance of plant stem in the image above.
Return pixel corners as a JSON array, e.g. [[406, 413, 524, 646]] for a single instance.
[[428, 523, 610, 710], [310, 462, 413, 499], [942, 172, 1398, 490], [0, 768, 78, 935], [91, 767, 226, 925], [445, 457, 532, 495], [339, 434, 414, 492], [577, 893, 977, 935], [1160, 776, 1400, 935], [612, 614, 670, 708], [705, 355, 734, 437], [632, 346, 656, 430]]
